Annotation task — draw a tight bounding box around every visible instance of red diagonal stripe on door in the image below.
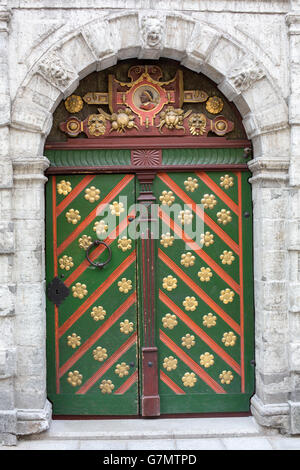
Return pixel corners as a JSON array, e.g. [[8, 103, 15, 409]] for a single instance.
[[114, 370, 138, 395], [159, 249, 241, 335], [195, 172, 239, 215], [76, 332, 137, 395], [158, 173, 240, 255], [57, 174, 134, 256], [56, 175, 96, 216], [159, 290, 241, 375], [59, 292, 137, 378], [59, 249, 136, 337], [160, 330, 226, 394], [160, 370, 186, 395], [64, 209, 136, 288], [159, 208, 240, 295]]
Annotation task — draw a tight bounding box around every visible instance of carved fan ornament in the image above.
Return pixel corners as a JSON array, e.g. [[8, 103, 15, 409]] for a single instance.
[[60, 65, 234, 139]]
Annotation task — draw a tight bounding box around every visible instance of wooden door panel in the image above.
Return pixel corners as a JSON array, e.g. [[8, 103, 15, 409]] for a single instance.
[[46, 174, 139, 415], [154, 170, 254, 414]]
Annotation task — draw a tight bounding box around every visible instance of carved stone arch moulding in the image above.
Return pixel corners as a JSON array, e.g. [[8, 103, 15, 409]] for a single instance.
[[11, 10, 288, 150]]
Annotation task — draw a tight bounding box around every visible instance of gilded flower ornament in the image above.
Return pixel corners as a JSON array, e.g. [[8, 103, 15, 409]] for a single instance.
[[66, 208, 81, 225], [118, 237, 132, 252], [184, 177, 198, 192], [110, 201, 125, 216], [78, 234, 93, 250], [201, 194, 217, 210], [178, 209, 193, 225], [163, 356, 178, 372], [162, 275, 178, 292], [206, 96, 224, 114], [67, 370, 83, 387], [198, 267, 213, 282], [59, 255, 74, 271], [120, 319, 134, 335], [93, 220, 108, 237], [159, 190, 175, 207], [67, 333, 81, 349], [181, 333, 196, 349], [220, 288, 235, 304], [91, 306, 106, 322], [84, 186, 101, 203], [201, 232, 214, 247], [100, 379, 115, 394], [222, 331, 237, 347], [160, 232, 174, 248], [183, 296, 198, 312], [217, 209, 232, 225], [72, 282, 88, 299], [118, 278, 132, 294], [65, 94, 83, 113], [220, 250, 235, 265], [181, 252, 195, 268], [203, 313, 217, 328], [220, 175, 234, 189], [182, 372, 197, 388], [219, 370, 234, 385], [57, 180, 72, 196], [93, 346, 108, 362], [162, 313, 178, 330], [115, 362, 130, 378], [200, 352, 214, 368]]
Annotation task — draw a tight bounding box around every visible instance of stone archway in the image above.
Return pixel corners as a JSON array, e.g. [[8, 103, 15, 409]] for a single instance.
[[9, 11, 292, 437]]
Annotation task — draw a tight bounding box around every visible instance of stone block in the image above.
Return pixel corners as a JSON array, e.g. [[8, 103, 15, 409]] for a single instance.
[[0, 221, 14, 254], [13, 249, 45, 283], [14, 219, 44, 252], [11, 98, 52, 135], [251, 128, 290, 160], [0, 316, 14, 349], [15, 375, 47, 410], [289, 401, 300, 434], [163, 14, 195, 60], [109, 13, 140, 60], [0, 285, 15, 317], [0, 349, 16, 379], [289, 283, 300, 313], [82, 16, 115, 61], [186, 21, 220, 60], [16, 399, 52, 436], [10, 128, 46, 160], [13, 186, 45, 221], [23, 74, 62, 115], [15, 307, 46, 348], [207, 37, 244, 77], [0, 410, 16, 434], [59, 33, 97, 80], [0, 381, 15, 410], [289, 343, 300, 372]]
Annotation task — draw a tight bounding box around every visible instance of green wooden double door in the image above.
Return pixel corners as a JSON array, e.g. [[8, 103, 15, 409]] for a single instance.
[[46, 170, 254, 416]]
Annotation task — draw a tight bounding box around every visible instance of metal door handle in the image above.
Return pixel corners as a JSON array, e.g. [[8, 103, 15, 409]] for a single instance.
[[86, 240, 112, 269]]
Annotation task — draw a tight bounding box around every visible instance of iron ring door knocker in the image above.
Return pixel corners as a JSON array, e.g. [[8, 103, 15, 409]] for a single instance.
[[86, 240, 112, 269]]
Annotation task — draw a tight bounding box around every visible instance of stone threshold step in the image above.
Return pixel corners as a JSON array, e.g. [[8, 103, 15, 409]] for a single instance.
[[26, 417, 269, 441]]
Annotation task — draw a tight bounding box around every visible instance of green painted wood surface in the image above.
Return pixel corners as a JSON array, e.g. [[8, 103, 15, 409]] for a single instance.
[[45, 149, 131, 167], [153, 170, 254, 414], [46, 159, 254, 416], [46, 174, 139, 415]]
